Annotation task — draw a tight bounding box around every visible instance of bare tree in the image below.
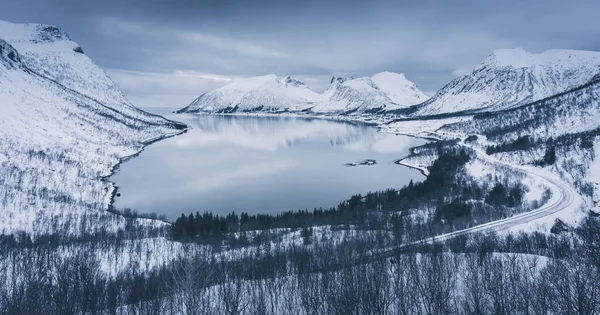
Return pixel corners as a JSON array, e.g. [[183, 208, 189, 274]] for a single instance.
[[298, 272, 327, 315], [461, 253, 489, 314], [544, 256, 600, 315], [360, 260, 392, 315], [414, 251, 457, 315], [390, 254, 419, 315], [165, 253, 215, 315], [218, 266, 247, 315]]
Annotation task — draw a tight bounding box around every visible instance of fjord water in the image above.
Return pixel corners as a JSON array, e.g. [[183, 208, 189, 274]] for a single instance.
[[111, 109, 426, 220]]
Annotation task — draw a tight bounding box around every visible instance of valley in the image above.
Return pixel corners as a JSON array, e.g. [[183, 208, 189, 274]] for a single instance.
[[0, 15, 599, 314]]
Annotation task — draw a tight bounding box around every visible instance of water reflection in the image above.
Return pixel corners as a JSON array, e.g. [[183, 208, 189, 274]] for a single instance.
[[175, 115, 378, 152], [111, 111, 426, 219]]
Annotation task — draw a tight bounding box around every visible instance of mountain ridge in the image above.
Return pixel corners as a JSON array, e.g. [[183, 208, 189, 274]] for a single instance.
[[177, 71, 428, 115], [412, 48, 600, 116]]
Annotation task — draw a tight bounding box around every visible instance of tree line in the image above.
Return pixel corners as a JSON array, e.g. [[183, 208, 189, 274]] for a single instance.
[[171, 147, 474, 241], [1, 214, 598, 314]]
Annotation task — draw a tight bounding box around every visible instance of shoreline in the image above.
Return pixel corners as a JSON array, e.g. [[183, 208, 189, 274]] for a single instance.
[[102, 124, 189, 218], [394, 158, 429, 177], [106, 110, 437, 224], [393, 146, 430, 177]]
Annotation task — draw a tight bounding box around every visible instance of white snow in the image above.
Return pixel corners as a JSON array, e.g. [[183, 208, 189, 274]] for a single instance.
[[380, 116, 471, 139], [483, 48, 600, 69], [0, 20, 184, 234], [415, 48, 600, 116], [179, 72, 427, 115], [180, 74, 323, 113], [370, 71, 429, 106]]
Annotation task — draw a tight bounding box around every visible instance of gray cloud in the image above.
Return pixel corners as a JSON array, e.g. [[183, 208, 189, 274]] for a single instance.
[[2, 0, 599, 107]]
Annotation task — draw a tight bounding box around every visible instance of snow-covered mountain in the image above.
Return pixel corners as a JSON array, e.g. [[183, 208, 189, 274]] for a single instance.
[[177, 72, 428, 115], [0, 20, 172, 125], [442, 73, 600, 146], [371, 71, 429, 106], [312, 73, 428, 114], [438, 72, 600, 224], [413, 49, 600, 116], [177, 74, 323, 113], [0, 20, 185, 234]]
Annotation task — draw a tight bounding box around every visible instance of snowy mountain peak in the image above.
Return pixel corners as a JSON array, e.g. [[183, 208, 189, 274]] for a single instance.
[[315, 76, 394, 114], [178, 74, 323, 114], [480, 48, 534, 68], [313, 73, 427, 114], [0, 21, 70, 45], [282, 75, 307, 87], [179, 72, 428, 115], [372, 71, 407, 81], [32, 25, 71, 43], [480, 48, 600, 70], [414, 48, 600, 116], [330, 76, 352, 85], [0, 20, 151, 112], [370, 71, 429, 106]]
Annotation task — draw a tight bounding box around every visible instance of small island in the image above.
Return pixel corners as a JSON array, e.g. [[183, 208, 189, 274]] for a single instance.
[[345, 159, 377, 166]]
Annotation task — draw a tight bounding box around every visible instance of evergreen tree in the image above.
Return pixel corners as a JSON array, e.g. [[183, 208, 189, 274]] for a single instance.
[[544, 145, 556, 165]]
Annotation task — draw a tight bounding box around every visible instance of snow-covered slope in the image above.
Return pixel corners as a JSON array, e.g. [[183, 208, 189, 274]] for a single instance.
[[177, 72, 427, 115], [309, 76, 395, 114], [414, 49, 600, 116], [0, 20, 170, 125], [370, 71, 429, 106], [441, 74, 600, 143], [438, 73, 600, 227], [177, 74, 323, 113], [312, 73, 425, 114], [0, 21, 185, 234]]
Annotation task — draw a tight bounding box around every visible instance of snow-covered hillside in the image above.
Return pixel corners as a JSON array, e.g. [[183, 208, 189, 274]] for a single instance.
[[312, 73, 428, 114], [177, 74, 323, 113], [441, 74, 600, 145], [0, 21, 185, 234], [413, 49, 600, 116], [177, 72, 427, 115], [371, 71, 429, 106], [436, 74, 600, 227]]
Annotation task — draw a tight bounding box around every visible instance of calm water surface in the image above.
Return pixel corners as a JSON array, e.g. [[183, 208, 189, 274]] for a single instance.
[[111, 108, 427, 219]]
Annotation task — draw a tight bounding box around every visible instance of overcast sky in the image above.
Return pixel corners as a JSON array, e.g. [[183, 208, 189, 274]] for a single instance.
[[1, 0, 599, 107]]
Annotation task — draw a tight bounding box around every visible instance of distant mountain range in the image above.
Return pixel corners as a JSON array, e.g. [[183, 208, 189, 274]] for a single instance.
[[177, 48, 600, 118], [176, 71, 429, 115]]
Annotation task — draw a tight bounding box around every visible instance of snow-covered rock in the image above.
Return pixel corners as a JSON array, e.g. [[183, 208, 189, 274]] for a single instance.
[[177, 74, 323, 113], [177, 72, 427, 115], [0, 20, 185, 234], [414, 49, 600, 116]]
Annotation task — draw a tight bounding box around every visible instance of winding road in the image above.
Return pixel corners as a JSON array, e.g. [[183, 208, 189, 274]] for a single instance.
[[371, 137, 582, 259], [432, 145, 579, 240]]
